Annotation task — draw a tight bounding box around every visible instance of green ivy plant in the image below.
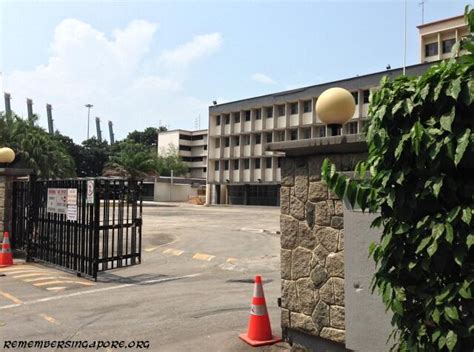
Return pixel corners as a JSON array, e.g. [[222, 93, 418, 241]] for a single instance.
[[321, 7, 474, 351]]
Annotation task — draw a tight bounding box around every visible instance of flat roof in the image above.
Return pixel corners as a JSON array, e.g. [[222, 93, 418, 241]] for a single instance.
[[417, 14, 465, 29], [209, 62, 433, 111], [158, 128, 208, 135]]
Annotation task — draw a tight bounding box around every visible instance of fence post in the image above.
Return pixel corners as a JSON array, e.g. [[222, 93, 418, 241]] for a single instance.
[[26, 174, 37, 261], [92, 179, 100, 280]]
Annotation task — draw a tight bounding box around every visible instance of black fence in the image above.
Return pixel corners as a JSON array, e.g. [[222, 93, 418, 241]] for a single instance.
[[12, 178, 142, 280]]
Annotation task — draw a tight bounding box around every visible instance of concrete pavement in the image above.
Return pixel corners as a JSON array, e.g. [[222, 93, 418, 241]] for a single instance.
[[0, 204, 289, 351]]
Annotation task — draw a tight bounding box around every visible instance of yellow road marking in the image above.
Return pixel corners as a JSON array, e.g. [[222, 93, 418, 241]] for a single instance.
[[39, 314, 58, 324], [0, 290, 23, 305], [24, 276, 72, 283], [34, 280, 95, 287], [193, 253, 216, 262], [46, 287, 66, 291], [226, 258, 238, 263], [163, 248, 184, 256], [13, 272, 55, 279], [0, 265, 29, 271], [144, 247, 159, 252], [2, 269, 51, 275]]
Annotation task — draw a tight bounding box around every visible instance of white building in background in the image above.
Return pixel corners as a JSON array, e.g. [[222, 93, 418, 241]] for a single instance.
[[157, 129, 208, 179], [418, 14, 468, 63]]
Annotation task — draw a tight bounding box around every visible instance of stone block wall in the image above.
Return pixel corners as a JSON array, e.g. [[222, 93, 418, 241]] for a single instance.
[[279, 152, 365, 346]]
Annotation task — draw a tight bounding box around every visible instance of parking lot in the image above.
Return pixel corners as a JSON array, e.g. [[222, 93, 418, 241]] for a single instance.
[[0, 204, 286, 351]]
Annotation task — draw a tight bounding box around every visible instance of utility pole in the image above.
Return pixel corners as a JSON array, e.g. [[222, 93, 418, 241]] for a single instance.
[[419, 1, 426, 25], [46, 104, 54, 134], [85, 104, 93, 140], [4, 92, 11, 117], [108, 120, 115, 144], [26, 98, 33, 119], [95, 117, 102, 141]]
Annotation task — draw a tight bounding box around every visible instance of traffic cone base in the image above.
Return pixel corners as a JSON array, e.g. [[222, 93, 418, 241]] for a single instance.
[[0, 232, 13, 267], [239, 275, 281, 347], [239, 333, 281, 347]]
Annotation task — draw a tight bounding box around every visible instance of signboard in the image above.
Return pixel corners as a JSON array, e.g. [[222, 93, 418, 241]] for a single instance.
[[47, 188, 68, 215], [47, 188, 79, 221], [86, 180, 95, 204]]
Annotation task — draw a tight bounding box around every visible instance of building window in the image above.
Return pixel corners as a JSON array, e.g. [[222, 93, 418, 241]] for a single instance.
[[442, 38, 455, 54], [266, 132, 273, 143], [277, 105, 285, 116], [276, 130, 285, 142], [345, 121, 358, 135], [363, 90, 370, 104], [303, 100, 312, 113], [233, 136, 240, 146], [316, 126, 326, 138], [191, 134, 204, 140], [224, 114, 230, 124], [216, 115, 221, 126], [224, 137, 230, 147], [179, 134, 192, 140], [214, 161, 219, 171], [255, 159, 261, 169], [301, 128, 311, 139], [215, 139, 220, 148], [224, 160, 229, 170], [234, 159, 239, 170], [266, 107, 273, 118], [277, 158, 282, 168], [234, 112, 240, 123], [203, 167, 206, 173], [244, 159, 250, 169], [204, 145, 207, 150], [352, 91, 359, 105], [242, 135, 250, 145], [179, 145, 192, 151], [425, 42, 438, 57], [290, 102, 298, 115], [255, 109, 262, 120], [266, 158, 272, 168], [255, 134, 261, 144], [245, 110, 251, 121], [290, 129, 298, 140]]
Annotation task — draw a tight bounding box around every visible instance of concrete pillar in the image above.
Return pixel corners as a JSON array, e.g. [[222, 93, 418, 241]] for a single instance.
[[205, 183, 212, 206]]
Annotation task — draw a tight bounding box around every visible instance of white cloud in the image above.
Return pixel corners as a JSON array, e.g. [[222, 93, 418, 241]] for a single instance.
[[159, 33, 222, 67], [251, 73, 276, 85], [3, 19, 219, 142]]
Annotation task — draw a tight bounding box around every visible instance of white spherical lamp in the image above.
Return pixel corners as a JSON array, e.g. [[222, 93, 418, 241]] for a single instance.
[[0, 147, 16, 164], [315, 87, 356, 135]]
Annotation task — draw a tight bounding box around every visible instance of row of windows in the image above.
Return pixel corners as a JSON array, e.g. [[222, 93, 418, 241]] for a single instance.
[[214, 158, 281, 171], [215, 91, 369, 126], [182, 156, 204, 162], [425, 38, 456, 57], [179, 134, 205, 141], [179, 145, 207, 151]]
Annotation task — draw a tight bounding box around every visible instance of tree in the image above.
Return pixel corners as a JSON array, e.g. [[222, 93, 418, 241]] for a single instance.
[[321, 7, 474, 351], [156, 144, 188, 177], [104, 140, 159, 179], [78, 138, 110, 177], [0, 112, 75, 178], [127, 126, 167, 146]]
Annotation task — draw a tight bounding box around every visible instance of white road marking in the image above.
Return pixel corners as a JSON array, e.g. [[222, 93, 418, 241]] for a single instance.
[[34, 280, 95, 287], [13, 272, 55, 279], [0, 273, 202, 310], [46, 287, 66, 291], [24, 276, 73, 283], [163, 248, 184, 256], [144, 247, 159, 252]]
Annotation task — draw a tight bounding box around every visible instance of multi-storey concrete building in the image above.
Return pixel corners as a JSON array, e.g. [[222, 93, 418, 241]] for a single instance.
[[206, 64, 433, 206], [418, 14, 468, 63], [206, 13, 466, 206], [157, 129, 208, 179]]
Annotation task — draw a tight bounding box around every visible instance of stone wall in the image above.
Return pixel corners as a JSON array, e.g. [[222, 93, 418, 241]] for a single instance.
[[279, 152, 365, 347]]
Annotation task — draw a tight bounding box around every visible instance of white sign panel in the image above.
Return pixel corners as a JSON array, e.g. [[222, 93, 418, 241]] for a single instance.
[[86, 180, 94, 204], [67, 188, 77, 205], [47, 188, 68, 215], [67, 205, 78, 221]]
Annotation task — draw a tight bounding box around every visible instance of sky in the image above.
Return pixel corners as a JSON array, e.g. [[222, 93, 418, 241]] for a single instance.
[[0, 0, 467, 143]]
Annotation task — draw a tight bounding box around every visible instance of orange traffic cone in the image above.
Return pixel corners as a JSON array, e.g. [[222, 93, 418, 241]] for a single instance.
[[239, 275, 281, 347], [0, 232, 13, 267]]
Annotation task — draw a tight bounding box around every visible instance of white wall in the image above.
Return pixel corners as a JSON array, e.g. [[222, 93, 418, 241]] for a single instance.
[[154, 183, 198, 202]]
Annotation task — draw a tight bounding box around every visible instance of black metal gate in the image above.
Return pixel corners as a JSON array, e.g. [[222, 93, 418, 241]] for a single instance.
[[12, 178, 142, 280]]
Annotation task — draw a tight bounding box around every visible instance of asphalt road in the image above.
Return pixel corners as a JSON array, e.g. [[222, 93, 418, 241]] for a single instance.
[[0, 204, 288, 352]]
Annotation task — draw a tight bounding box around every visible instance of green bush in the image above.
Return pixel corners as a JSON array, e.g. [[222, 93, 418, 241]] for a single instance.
[[322, 7, 474, 351]]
